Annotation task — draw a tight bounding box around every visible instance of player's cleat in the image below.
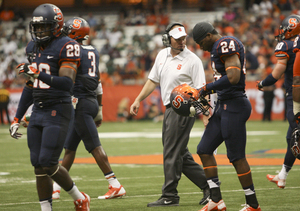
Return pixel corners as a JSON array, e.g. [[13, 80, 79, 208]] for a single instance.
[[97, 185, 126, 199], [266, 174, 286, 189], [74, 192, 90, 211], [239, 204, 261, 211], [199, 186, 210, 205], [147, 197, 179, 207], [199, 199, 226, 211], [52, 190, 60, 199]]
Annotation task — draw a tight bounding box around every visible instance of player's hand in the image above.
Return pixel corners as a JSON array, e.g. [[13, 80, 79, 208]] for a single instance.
[[17, 63, 40, 78], [256, 81, 264, 91], [197, 85, 214, 98], [20, 113, 31, 128], [294, 112, 300, 127], [94, 106, 103, 127], [9, 117, 22, 139]]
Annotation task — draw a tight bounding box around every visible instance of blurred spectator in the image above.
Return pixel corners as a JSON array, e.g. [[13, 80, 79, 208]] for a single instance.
[[131, 8, 146, 25], [108, 27, 123, 47], [13, 7, 25, 21], [246, 47, 259, 75], [0, 84, 11, 124], [96, 24, 110, 39], [0, 7, 14, 22], [87, 12, 97, 28], [117, 97, 130, 122], [100, 39, 112, 55], [223, 7, 236, 22]]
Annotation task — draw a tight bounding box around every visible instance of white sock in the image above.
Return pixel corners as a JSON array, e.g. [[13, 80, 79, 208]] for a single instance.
[[108, 178, 121, 188], [105, 172, 121, 188], [67, 183, 85, 201], [278, 164, 288, 180], [53, 182, 61, 192], [40, 200, 52, 211]]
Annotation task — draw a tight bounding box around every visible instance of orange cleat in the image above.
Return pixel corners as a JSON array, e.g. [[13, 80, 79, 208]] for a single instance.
[[266, 174, 285, 189], [199, 199, 226, 211]]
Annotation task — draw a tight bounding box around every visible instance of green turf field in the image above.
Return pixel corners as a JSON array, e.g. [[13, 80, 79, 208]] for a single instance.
[[0, 120, 299, 210]]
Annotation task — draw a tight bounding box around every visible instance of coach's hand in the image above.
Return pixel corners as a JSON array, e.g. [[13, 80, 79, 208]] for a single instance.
[[9, 117, 22, 139], [17, 63, 40, 78]]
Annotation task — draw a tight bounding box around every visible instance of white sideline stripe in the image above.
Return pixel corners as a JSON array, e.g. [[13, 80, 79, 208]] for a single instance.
[[1, 186, 300, 206], [98, 131, 279, 138]]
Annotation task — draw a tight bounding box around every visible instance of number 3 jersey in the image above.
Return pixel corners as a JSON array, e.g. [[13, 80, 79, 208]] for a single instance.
[[210, 36, 246, 100], [73, 44, 100, 99], [26, 36, 81, 103]]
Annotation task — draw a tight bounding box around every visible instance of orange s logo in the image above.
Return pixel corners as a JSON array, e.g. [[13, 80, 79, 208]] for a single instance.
[[177, 64, 182, 70], [72, 19, 82, 29], [289, 18, 297, 29], [172, 95, 184, 109], [53, 7, 63, 22]]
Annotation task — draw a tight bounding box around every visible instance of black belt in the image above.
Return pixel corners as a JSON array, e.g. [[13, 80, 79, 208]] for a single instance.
[[34, 100, 71, 108], [166, 104, 171, 109]]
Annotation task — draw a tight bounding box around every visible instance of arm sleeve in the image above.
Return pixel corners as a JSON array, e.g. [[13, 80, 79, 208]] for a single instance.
[[38, 72, 74, 91], [15, 86, 33, 121], [206, 75, 232, 91]]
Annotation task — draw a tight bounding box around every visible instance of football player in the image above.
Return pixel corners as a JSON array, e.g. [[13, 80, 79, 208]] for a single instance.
[[52, 17, 126, 200], [193, 22, 261, 211], [257, 15, 300, 189], [9, 4, 90, 211], [292, 17, 300, 160]]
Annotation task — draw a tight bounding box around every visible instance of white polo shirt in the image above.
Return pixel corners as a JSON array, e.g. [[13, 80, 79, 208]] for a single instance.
[[148, 46, 206, 106]]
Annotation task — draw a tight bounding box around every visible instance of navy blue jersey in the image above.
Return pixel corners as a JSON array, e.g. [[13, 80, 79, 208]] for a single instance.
[[210, 36, 246, 100], [73, 45, 100, 99], [275, 40, 295, 95], [26, 36, 81, 103]]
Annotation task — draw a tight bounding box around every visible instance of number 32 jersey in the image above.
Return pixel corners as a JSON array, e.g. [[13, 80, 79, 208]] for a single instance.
[[26, 36, 82, 103], [210, 36, 246, 100]]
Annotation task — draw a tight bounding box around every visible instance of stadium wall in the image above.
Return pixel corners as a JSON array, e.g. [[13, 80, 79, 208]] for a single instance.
[[6, 81, 286, 123]]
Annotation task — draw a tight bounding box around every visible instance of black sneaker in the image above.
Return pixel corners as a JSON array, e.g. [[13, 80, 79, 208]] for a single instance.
[[199, 187, 210, 205], [147, 197, 179, 207]]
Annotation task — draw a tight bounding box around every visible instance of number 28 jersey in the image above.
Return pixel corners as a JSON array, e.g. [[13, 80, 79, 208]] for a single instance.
[[210, 36, 246, 100], [26, 36, 82, 103]]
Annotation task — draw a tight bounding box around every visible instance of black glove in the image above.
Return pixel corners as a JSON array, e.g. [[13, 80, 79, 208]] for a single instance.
[[197, 85, 214, 98], [290, 128, 300, 159], [294, 112, 300, 127], [256, 81, 263, 91]]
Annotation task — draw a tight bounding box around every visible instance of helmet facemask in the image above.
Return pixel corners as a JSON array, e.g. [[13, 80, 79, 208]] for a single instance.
[[30, 21, 57, 45]]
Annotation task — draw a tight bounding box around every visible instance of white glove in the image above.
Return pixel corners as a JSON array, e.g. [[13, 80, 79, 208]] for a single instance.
[[94, 106, 103, 121], [9, 118, 22, 139]]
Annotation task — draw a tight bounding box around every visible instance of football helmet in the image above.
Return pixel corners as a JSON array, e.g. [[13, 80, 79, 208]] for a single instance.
[[276, 15, 300, 41], [29, 4, 64, 45], [291, 128, 300, 160], [62, 17, 90, 41], [170, 84, 211, 117]]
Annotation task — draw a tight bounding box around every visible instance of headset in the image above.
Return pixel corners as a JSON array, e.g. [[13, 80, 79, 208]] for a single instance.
[[162, 22, 184, 48]]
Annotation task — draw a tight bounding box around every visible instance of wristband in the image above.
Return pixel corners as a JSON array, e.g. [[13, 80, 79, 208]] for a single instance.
[[262, 74, 278, 87]]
